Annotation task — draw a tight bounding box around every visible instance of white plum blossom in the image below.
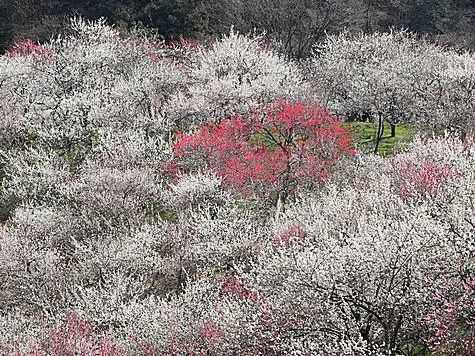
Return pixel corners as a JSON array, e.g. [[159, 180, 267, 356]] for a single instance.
[[167, 29, 306, 127]]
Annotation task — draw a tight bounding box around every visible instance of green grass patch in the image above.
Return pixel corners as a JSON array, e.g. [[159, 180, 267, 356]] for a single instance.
[[344, 122, 414, 156], [246, 121, 414, 157]]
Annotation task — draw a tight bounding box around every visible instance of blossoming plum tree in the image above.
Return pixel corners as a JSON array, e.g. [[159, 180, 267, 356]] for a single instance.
[[308, 30, 475, 149], [174, 100, 355, 206], [166, 30, 306, 129]]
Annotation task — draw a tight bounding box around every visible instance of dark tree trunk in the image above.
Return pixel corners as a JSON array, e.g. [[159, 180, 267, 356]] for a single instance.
[[374, 115, 384, 154]]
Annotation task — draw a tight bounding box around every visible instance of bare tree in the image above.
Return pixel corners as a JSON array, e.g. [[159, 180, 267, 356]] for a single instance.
[[188, 0, 365, 58]]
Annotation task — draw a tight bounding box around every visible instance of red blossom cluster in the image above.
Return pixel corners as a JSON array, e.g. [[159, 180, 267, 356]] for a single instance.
[[174, 100, 355, 203], [272, 224, 305, 248], [396, 159, 461, 201], [11, 312, 124, 356], [198, 320, 224, 346], [221, 275, 259, 302], [6, 39, 52, 59], [424, 278, 475, 355]]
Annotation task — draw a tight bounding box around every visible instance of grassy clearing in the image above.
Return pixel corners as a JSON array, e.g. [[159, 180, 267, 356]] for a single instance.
[[344, 121, 415, 156]]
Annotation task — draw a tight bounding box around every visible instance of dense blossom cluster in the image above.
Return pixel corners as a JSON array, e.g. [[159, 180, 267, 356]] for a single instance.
[[0, 18, 473, 355], [166, 30, 306, 127], [308, 31, 475, 139], [174, 101, 355, 204], [424, 278, 475, 355]]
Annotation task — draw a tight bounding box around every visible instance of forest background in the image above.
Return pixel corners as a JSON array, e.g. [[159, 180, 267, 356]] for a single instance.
[[1, 0, 475, 57]]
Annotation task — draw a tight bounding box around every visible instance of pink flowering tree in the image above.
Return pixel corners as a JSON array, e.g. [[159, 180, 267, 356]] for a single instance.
[[173, 100, 355, 206], [387, 136, 470, 204], [393, 159, 461, 202], [6, 312, 124, 356], [424, 277, 475, 355], [272, 224, 306, 248], [5, 39, 52, 59]]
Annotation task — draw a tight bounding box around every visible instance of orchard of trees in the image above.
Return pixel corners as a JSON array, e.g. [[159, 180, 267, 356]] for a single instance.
[[0, 11, 474, 356]]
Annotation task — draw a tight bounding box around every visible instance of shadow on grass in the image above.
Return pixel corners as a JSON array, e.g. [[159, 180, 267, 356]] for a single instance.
[[343, 122, 415, 156]]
